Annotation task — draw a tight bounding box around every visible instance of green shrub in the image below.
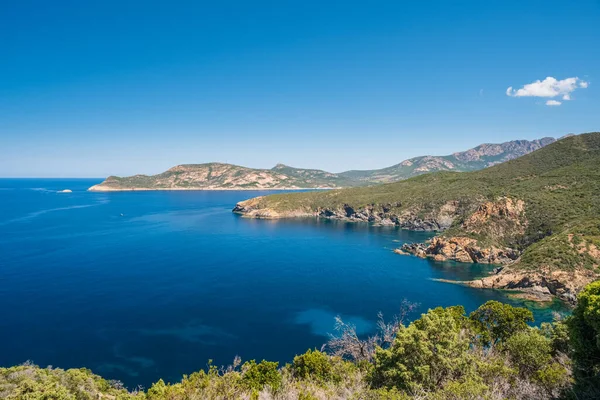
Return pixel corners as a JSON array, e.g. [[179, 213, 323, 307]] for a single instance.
[[370, 306, 472, 392], [241, 360, 282, 391], [469, 300, 533, 345], [535, 362, 571, 391], [503, 330, 552, 376], [291, 349, 340, 383], [567, 280, 600, 394]]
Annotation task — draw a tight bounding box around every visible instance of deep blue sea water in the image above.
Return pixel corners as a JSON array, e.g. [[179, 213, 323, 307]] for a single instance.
[[0, 179, 567, 387]]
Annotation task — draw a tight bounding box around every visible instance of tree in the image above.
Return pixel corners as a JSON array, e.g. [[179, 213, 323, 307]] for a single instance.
[[503, 330, 552, 376], [567, 281, 600, 384], [469, 300, 533, 346], [370, 306, 472, 392]]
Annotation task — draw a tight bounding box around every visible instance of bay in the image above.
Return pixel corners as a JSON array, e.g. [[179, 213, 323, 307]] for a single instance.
[[0, 179, 566, 387]]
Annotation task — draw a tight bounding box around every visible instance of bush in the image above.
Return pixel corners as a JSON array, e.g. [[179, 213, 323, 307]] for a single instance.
[[370, 306, 472, 392], [469, 300, 533, 345], [291, 349, 340, 383], [503, 330, 552, 376], [241, 359, 282, 391]]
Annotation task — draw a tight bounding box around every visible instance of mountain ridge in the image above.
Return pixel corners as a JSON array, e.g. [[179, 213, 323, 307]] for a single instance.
[[89, 137, 556, 191]]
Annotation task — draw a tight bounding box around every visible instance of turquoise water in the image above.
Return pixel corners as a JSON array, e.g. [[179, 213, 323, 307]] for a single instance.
[[0, 179, 566, 387]]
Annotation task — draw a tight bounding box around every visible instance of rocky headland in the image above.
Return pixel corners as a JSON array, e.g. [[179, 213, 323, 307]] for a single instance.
[[233, 133, 600, 304]]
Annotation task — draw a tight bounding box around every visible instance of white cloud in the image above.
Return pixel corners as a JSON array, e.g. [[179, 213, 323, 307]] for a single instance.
[[546, 100, 562, 106], [506, 76, 589, 101]]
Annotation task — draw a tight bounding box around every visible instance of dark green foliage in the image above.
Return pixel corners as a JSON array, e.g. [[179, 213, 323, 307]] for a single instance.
[[567, 281, 600, 386], [503, 330, 552, 376], [291, 349, 341, 383], [370, 306, 472, 392], [469, 300, 534, 345], [241, 360, 282, 391], [541, 319, 570, 354]]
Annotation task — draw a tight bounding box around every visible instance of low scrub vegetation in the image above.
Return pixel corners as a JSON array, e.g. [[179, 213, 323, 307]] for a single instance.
[[3, 282, 600, 399]]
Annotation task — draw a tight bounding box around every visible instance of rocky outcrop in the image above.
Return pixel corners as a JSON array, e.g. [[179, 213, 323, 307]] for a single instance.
[[463, 267, 598, 304], [462, 197, 527, 240], [401, 236, 520, 264], [232, 197, 316, 219], [315, 203, 456, 231], [234, 198, 463, 231]]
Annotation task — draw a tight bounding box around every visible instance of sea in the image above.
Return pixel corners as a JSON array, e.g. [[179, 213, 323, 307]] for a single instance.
[[0, 178, 568, 387]]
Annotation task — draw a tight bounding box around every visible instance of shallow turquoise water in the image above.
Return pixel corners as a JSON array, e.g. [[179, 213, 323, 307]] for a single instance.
[[0, 179, 567, 386]]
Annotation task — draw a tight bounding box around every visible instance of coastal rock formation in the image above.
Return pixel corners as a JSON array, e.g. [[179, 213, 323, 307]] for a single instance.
[[462, 197, 527, 237], [232, 197, 316, 219], [234, 198, 463, 231], [464, 267, 598, 304], [401, 236, 520, 264]]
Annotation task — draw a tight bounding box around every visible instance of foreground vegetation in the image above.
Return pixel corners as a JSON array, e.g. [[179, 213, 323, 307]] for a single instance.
[[3, 282, 600, 399]]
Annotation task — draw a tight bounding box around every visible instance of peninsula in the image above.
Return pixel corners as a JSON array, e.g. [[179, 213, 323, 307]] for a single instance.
[[89, 137, 554, 191]]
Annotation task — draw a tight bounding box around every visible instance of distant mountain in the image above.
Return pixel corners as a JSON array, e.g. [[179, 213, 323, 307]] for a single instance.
[[339, 137, 556, 183], [88, 163, 353, 191], [89, 137, 556, 191]]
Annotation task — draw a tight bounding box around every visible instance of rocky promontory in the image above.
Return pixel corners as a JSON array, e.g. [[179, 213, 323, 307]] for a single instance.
[[232, 133, 600, 303], [400, 236, 519, 264]]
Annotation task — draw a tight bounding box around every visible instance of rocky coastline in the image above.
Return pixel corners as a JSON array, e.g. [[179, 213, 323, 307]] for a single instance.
[[234, 193, 598, 304], [399, 237, 520, 264]]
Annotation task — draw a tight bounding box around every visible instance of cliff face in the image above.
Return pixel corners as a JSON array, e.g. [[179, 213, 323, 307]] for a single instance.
[[233, 198, 463, 230], [89, 137, 555, 191], [401, 237, 520, 265]]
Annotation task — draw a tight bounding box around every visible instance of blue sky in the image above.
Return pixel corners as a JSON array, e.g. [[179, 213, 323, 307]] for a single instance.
[[1, 0, 598, 177]]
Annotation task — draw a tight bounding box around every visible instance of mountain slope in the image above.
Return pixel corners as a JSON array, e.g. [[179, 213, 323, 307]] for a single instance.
[[233, 132, 600, 302], [88, 163, 351, 191], [340, 137, 555, 183], [89, 137, 555, 191]]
